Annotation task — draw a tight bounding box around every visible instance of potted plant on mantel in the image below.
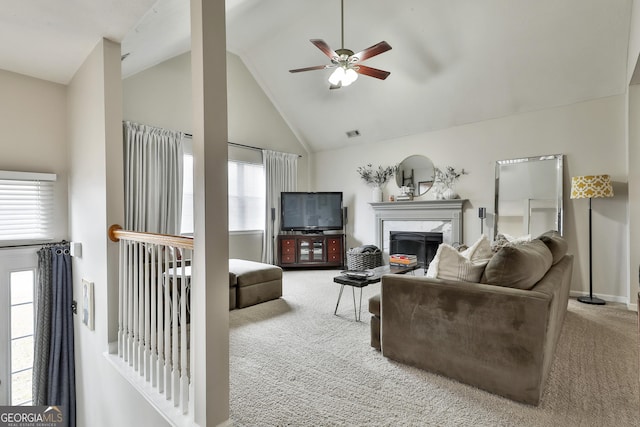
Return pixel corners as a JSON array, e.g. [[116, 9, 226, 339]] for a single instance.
[[357, 163, 397, 202], [434, 166, 467, 199]]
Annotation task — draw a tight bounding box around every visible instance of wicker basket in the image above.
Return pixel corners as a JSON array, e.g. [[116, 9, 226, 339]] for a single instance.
[[346, 250, 383, 270]]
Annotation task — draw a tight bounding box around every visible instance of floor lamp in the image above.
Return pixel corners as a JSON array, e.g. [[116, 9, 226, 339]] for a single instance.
[[570, 174, 614, 305]]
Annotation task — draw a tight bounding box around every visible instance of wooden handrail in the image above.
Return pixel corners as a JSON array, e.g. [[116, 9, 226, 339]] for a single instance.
[[108, 224, 194, 249]]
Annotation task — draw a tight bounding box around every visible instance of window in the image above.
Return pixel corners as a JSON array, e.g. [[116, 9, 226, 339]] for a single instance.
[[10, 270, 34, 406], [0, 171, 56, 245], [228, 161, 265, 232], [179, 156, 266, 234], [0, 247, 37, 406]]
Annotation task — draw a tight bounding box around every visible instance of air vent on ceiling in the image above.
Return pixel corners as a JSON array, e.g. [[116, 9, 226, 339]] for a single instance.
[[346, 129, 360, 138]]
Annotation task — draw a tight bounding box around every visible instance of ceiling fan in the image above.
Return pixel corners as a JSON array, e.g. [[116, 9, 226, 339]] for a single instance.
[[289, 0, 392, 89]]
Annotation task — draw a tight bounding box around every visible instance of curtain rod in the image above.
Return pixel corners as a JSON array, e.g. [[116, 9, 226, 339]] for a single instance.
[[184, 134, 302, 158]]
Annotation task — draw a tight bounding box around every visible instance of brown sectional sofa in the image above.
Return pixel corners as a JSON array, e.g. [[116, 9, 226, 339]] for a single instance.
[[369, 231, 572, 405]]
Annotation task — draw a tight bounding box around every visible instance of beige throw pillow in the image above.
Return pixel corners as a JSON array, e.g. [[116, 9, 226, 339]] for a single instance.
[[482, 239, 553, 290], [461, 234, 493, 261], [426, 235, 492, 282], [537, 230, 568, 265]]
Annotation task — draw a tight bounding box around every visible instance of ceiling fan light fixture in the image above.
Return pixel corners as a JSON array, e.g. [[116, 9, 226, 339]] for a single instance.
[[343, 68, 358, 86], [328, 66, 358, 87], [289, 0, 391, 88], [328, 67, 345, 85]]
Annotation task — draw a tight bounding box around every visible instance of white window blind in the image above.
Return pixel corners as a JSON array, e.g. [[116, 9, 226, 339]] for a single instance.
[[0, 171, 56, 243], [228, 161, 265, 232]]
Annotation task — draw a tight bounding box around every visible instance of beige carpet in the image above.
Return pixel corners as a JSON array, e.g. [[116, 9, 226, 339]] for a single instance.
[[230, 269, 639, 426]]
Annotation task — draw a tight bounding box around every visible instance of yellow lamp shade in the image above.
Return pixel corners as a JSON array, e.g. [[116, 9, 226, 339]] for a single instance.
[[570, 175, 614, 199]]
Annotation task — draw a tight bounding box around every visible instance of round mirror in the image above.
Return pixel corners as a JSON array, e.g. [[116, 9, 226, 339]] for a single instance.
[[395, 155, 436, 197]]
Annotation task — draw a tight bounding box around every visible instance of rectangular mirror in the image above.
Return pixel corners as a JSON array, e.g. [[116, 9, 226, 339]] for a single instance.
[[494, 154, 563, 238]]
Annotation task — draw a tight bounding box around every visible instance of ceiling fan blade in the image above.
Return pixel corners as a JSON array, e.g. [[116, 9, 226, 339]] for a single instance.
[[355, 64, 391, 80], [310, 39, 339, 61], [289, 64, 336, 73], [351, 41, 392, 62]]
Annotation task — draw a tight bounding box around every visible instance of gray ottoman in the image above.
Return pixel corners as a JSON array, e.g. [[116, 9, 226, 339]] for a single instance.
[[229, 259, 282, 309], [229, 272, 237, 309]]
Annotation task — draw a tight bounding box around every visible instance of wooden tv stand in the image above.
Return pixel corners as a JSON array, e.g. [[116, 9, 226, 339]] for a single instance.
[[277, 233, 344, 268]]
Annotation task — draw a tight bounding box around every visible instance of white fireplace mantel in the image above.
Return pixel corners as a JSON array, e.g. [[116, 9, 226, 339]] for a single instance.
[[370, 200, 466, 250]]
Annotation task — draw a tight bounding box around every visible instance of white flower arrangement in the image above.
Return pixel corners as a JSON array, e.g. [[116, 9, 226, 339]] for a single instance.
[[434, 166, 467, 188], [356, 164, 397, 187]]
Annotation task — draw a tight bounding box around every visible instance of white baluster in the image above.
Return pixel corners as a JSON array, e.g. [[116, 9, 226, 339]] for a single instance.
[[164, 246, 172, 400], [180, 248, 190, 413], [144, 243, 151, 380], [150, 244, 158, 387], [172, 248, 180, 407], [133, 243, 139, 371], [158, 244, 165, 394], [139, 242, 146, 374], [128, 241, 135, 366], [118, 239, 125, 358]]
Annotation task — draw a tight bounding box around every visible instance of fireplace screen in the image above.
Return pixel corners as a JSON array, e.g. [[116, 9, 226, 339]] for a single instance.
[[389, 231, 443, 269]]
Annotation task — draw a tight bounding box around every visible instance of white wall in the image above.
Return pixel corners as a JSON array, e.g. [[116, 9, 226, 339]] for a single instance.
[[626, 0, 640, 310], [123, 51, 308, 173], [68, 39, 169, 427], [123, 50, 309, 262], [628, 0, 640, 85], [190, 0, 230, 422], [314, 95, 629, 303], [628, 85, 640, 310], [0, 69, 68, 241]]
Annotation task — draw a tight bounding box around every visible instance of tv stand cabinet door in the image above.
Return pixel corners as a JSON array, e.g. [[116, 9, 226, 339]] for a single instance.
[[279, 237, 296, 264], [297, 237, 325, 263], [327, 236, 343, 265]]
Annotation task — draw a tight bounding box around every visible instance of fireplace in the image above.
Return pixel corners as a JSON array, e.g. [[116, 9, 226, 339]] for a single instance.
[[390, 231, 443, 269], [370, 199, 464, 250]]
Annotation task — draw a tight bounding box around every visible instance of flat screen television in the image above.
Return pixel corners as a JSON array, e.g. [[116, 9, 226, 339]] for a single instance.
[[280, 192, 343, 233]]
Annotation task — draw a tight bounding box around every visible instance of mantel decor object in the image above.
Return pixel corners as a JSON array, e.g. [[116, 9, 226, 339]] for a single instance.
[[434, 166, 467, 199], [357, 163, 396, 202], [570, 174, 614, 305]]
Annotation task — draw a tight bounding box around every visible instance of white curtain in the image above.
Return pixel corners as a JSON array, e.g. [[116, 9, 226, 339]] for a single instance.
[[262, 149, 298, 264], [123, 121, 184, 234]]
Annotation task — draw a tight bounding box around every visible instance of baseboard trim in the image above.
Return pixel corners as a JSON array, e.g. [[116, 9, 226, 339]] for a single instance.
[[569, 291, 630, 306]]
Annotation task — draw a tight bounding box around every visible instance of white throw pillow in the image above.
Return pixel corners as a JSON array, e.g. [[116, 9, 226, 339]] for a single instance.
[[461, 234, 493, 262], [426, 235, 492, 282], [503, 233, 532, 243]]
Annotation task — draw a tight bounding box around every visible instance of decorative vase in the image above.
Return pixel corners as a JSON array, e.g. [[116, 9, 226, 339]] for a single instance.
[[442, 187, 458, 200], [372, 186, 383, 203], [433, 187, 443, 200]]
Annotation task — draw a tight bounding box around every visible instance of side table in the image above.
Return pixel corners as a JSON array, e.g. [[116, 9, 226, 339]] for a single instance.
[[333, 265, 417, 321]]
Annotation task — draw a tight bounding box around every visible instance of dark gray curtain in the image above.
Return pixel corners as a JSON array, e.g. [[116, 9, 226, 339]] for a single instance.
[[34, 243, 75, 427]]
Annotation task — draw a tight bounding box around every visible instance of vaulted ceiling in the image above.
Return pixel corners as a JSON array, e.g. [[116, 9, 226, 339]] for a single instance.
[[1, 0, 634, 152]]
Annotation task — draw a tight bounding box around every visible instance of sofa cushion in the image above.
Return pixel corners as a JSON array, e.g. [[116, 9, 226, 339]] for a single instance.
[[538, 231, 568, 265], [482, 239, 553, 290], [426, 243, 489, 283], [368, 293, 381, 316], [229, 259, 282, 287]]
